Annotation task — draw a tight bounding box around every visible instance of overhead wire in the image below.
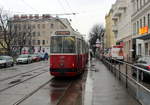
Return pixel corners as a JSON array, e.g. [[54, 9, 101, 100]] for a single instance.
[[56, 0, 67, 15], [20, 0, 39, 13], [63, 0, 81, 33]]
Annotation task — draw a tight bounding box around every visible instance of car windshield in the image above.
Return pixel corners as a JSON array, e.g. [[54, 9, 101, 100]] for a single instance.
[[31, 54, 37, 57], [18, 55, 29, 58], [0, 56, 6, 60]]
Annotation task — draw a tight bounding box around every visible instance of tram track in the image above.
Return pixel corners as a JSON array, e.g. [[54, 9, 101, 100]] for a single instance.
[[11, 74, 86, 105], [0, 67, 48, 93], [12, 77, 73, 105], [0, 66, 47, 82]]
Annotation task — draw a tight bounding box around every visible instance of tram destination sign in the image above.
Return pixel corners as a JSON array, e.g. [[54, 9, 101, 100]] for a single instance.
[[55, 31, 70, 35]]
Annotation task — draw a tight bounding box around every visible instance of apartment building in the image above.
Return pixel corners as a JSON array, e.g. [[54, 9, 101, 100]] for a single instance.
[[110, 0, 133, 61], [11, 14, 74, 54], [132, 0, 150, 57], [105, 9, 116, 49]]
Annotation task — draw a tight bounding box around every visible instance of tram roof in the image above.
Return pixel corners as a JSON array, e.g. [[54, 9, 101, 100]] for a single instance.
[[52, 30, 85, 39]]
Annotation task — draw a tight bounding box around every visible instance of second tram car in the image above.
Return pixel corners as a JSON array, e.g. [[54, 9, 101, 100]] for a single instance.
[[50, 31, 88, 77]]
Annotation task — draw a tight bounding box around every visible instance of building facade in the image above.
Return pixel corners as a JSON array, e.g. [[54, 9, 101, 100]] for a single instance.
[[105, 9, 116, 49], [110, 0, 133, 61], [11, 14, 74, 54], [132, 0, 150, 57]]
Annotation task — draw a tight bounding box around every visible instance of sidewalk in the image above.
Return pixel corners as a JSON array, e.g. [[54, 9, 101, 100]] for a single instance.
[[91, 58, 141, 105]]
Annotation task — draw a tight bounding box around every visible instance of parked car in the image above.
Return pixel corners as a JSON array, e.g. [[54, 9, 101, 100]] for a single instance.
[[16, 54, 32, 64], [30, 54, 41, 62], [132, 56, 150, 81], [0, 56, 14, 68], [37, 53, 45, 60]]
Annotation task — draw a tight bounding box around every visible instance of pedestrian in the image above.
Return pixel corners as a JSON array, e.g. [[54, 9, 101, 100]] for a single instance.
[[44, 52, 48, 60], [90, 51, 93, 60]]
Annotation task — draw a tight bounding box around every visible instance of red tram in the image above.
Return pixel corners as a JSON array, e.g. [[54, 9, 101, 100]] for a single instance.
[[50, 31, 89, 77]]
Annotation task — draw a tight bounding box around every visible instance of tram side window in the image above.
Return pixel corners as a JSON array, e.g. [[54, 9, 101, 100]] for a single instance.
[[63, 36, 75, 53], [50, 36, 62, 53], [77, 39, 79, 54]]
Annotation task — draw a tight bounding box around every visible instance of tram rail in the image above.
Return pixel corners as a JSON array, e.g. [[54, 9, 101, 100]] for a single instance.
[[0, 66, 46, 82], [0, 67, 48, 92]]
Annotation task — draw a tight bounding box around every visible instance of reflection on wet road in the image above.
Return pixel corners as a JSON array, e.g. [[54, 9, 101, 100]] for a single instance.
[[19, 73, 87, 105]]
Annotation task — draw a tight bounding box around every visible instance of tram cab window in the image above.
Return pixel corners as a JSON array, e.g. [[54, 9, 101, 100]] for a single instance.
[[62, 36, 75, 53], [50, 36, 75, 53], [50, 36, 62, 53]]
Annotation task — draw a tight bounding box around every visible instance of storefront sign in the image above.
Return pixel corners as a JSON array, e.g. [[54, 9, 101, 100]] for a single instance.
[[139, 26, 148, 35]]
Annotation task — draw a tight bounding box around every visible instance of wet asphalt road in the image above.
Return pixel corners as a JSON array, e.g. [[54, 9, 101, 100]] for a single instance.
[[0, 61, 88, 105], [0, 59, 142, 105]]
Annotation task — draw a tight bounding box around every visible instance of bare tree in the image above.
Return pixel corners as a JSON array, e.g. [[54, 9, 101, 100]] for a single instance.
[[89, 24, 105, 55], [0, 9, 16, 55], [12, 21, 33, 55], [0, 9, 33, 56]]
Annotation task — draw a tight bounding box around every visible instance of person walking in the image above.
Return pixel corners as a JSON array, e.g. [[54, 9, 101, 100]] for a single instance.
[[44, 52, 49, 60]]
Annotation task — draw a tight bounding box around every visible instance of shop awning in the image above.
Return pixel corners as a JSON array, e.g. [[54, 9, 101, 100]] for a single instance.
[[135, 33, 150, 40]]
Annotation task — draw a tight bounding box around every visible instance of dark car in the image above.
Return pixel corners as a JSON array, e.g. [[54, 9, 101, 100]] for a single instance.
[[132, 56, 150, 81], [37, 53, 45, 60], [0, 56, 14, 68]]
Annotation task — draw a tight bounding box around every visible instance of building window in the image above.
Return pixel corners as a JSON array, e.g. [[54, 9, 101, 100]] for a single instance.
[[37, 40, 40, 45], [23, 24, 26, 29], [143, 0, 146, 5], [33, 32, 36, 37], [148, 14, 150, 29], [51, 24, 54, 28], [140, 0, 142, 8], [143, 16, 146, 26], [138, 44, 142, 56], [137, 21, 139, 34], [37, 32, 40, 36], [32, 25, 35, 29], [145, 43, 148, 55], [42, 24, 45, 28], [18, 24, 21, 30], [37, 24, 40, 29], [140, 19, 142, 28], [42, 40, 45, 45], [33, 40, 36, 45], [137, 0, 139, 10], [133, 23, 136, 35]]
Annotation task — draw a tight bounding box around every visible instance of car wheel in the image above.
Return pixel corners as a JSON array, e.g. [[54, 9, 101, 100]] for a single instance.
[[4, 63, 7, 68], [11, 63, 14, 67]]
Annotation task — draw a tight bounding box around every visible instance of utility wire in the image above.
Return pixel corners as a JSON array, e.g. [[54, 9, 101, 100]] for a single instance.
[[20, 0, 39, 13], [57, 0, 67, 14]]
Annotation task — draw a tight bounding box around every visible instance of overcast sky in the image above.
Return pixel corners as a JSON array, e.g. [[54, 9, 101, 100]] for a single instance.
[[0, 0, 116, 38]]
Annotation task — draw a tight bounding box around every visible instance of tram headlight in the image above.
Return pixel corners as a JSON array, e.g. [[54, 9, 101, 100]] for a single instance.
[[72, 63, 74, 67]]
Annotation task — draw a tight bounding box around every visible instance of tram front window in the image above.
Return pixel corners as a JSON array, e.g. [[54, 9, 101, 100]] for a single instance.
[[50, 36, 75, 53]]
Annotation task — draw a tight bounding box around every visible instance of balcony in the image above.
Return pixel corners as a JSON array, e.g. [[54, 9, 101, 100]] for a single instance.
[[112, 0, 127, 18], [118, 1, 127, 10], [112, 25, 118, 32]]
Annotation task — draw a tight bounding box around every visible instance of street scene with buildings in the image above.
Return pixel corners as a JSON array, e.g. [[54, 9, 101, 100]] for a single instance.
[[0, 0, 150, 105]]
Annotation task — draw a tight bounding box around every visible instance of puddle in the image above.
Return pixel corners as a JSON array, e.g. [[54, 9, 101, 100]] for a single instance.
[[8, 79, 21, 84], [21, 74, 32, 77]]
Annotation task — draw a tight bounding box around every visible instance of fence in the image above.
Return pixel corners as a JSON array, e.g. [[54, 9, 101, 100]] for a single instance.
[[102, 57, 150, 105]]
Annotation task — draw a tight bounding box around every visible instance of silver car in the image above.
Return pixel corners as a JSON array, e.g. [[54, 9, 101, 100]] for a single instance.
[[16, 54, 32, 64], [0, 56, 14, 68]]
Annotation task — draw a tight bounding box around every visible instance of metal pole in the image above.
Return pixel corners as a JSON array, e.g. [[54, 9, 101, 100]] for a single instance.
[[126, 64, 128, 88], [136, 69, 139, 99], [119, 63, 121, 80]]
